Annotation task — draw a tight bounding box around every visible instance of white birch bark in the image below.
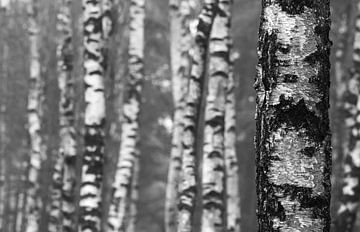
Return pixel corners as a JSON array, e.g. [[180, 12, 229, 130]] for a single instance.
[[255, 1, 332, 231], [25, 0, 46, 231], [79, 0, 106, 231], [201, 0, 233, 231], [177, 1, 217, 231], [48, 0, 76, 231], [165, 0, 193, 231], [107, 0, 145, 231], [225, 51, 241, 232]]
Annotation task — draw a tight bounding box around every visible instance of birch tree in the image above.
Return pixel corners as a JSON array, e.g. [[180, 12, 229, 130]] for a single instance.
[[48, 0, 76, 231], [225, 51, 241, 232], [255, 0, 332, 231], [79, 0, 106, 231], [334, 1, 360, 230], [201, 0, 234, 231], [0, 11, 8, 229], [107, 0, 145, 231], [165, 0, 193, 231], [177, 0, 217, 231], [25, 0, 47, 231]]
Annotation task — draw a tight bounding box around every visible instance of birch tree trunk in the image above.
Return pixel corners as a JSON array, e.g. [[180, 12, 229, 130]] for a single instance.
[[16, 153, 28, 232], [201, 0, 233, 231], [107, 0, 145, 231], [0, 22, 8, 232], [177, 1, 217, 231], [334, 1, 360, 230], [165, 0, 192, 231], [25, 0, 47, 231], [225, 52, 241, 232], [48, 0, 76, 231], [79, 0, 106, 231], [255, 1, 332, 231]]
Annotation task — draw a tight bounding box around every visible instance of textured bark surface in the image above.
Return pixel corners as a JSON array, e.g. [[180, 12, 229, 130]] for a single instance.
[[334, 1, 360, 231], [79, 0, 106, 231], [255, 1, 332, 231], [107, 0, 145, 231], [48, 0, 76, 231], [165, 0, 192, 231], [225, 52, 241, 232], [25, 0, 46, 231], [201, 0, 233, 231], [177, 1, 217, 232]]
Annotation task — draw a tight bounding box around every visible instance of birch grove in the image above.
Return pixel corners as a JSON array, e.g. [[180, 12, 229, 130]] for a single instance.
[[1, 0, 356, 231], [255, 0, 332, 231], [107, 0, 145, 231]]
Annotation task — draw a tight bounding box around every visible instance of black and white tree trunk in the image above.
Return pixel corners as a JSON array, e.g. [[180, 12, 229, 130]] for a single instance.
[[201, 0, 234, 231], [176, 1, 217, 231], [79, 0, 106, 231], [25, 0, 47, 231], [48, 0, 76, 231], [107, 0, 145, 231], [165, 0, 192, 231], [225, 51, 241, 232], [255, 1, 332, 231], [334, 1, 360, 231]]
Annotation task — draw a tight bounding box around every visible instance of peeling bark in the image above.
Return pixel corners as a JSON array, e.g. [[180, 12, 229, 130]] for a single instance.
[[165, 0, 193, 231], [334, 1, 360, 231], [25, 0, 47, 231], [177, 1, 217, 232], [79, 0, 106, 231], [48, 0, 76, 231], [107, 0, 145, 231], [255, 1, 332, 231]]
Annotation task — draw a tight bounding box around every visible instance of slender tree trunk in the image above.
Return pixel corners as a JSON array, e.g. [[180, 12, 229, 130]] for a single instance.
[[255, 1, 332, 231], [107, 0, 145, 231], [79, 0, 106, 231], [165, 0, 192, 231], [177, 1, 217, 231], [48, 0, 76, 232], [334, 1, 360, 231], [16, 148, 28, 232], [0, 23, 8, 232], [25, 0, 47, 231], [6, 174, 17, 232], [201, 0, 233, 231], [225, 51, 241, 232]]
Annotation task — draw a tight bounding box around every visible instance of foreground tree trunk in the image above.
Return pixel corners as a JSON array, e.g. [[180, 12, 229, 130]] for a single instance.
[[79, 0, 106, 231], [334, 1, 360, 231], [48, 0, 76, 231], [177, 1, 217, 231], [255, 1, 332, 231], [25, 0, 47, 231], [165, 0, 192, 231], [201, 0, 233, 231], [107, 0, 145, 231]]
